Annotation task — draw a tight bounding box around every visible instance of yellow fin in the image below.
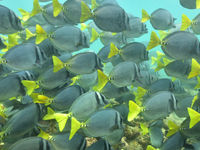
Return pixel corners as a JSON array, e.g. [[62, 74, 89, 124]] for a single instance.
[[188, 58, 200, 79], [158, 30, 168, 40], [166, 120, 180, 137], [31, 94, 53, 105], [35, 24, 48, 44], [91, 0, 99, 10], [43, 107, 56, 120], [180, 14, 191, 31], [21, 80, 39, 95], [146, 145, 157, 150], [194, 76, 200, 89], [154, 60, 165, 72], [69, 117, 82, 140], [18, 8, 31, 21], [188, 107, 200, 128], [55, 114, 70, 132], [146, 31, 160, 50], [90, 28, 99, 42], [70, 76, 80, 86], [151, 56, 157, 65], [134, 87, 147, 106], [53, 0, 63, 17], [7, 33, 20, 49], [128, 100, 141, 121], [156, 51, 165, 59], [93, 69, 109, 92], [191, 95, 198, 107], [80, 23, 88, 31], [80, 1, 92, 23], [197, 0, 200, 9], [163, 57, 173, 66], [52, 56, 65, 72], [25, 28, 36, 40], [108, 42, 120, 58], [31, 0, 42, 16], [37, 129, 52, 140], [140, 123, 149, 135], [141, 9, 150, 23]]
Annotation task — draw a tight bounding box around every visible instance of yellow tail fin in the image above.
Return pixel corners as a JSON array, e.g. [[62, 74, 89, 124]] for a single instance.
[[146, 145, 157, 150], [166, 120, 180, 137], [70, 76, 80, 86], [146, 31, 160, 50], [31, 93, 53, 105], [52, 56, 65, 72], [25, 29, 36, 40], [188, 58, 200, 79], [93, 69, 109, 92], [69, 117, 82, 140], [7, 34, 19, 49], [188, 107, 200, 128], [127, 100, 141, 121], [80, 23, 88, 31], [18, 8, 31, 21], [194, 76, 200, 89], [43, 107, 56, 120], [53, 0, 63, 17], [107, 42, 120, 58], [196, 0, 200, 9], [181, 14, 191, 31], [91, 0, 99, 10], [35, 24, 48, 44], [21, 80, 39, 95], [31, 0, 42, 16], [191, 95, 198, 107], [80, 1, 93, 23], [158, 30, 168, 40], [134, 87, 147, 106], [154, 60, 165, 72], [163, 58, 173, 66], [156, 51, 165, 59], [151, 56, 157, 65], [90, 28, 99, 42], [141, 9, 150, 23], [37, 128, 52, 140], [140, 123, 149, 135]]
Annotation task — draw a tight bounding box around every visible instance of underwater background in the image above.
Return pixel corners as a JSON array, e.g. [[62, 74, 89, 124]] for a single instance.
[[1, 0, 200, 150]]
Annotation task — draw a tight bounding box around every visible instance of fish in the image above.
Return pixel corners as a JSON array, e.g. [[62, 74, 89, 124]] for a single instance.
[[34, 24, 90, 52], [83, 109, 123, 137], [52, 52, 103, 74], [7, 137, 52, 150], [142, 8, 176, 30], [181, 13, 200, 35], [179, 0, 200, 9], [108, 42, 149, 63], [0, 5, 23, 34], [2, 43, 48, 71], [147, 31, 200, 61]]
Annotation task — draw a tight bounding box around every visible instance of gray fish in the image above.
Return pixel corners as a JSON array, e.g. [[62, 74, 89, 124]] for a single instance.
[[83, 109, 123, 137], [69, 91, 108, 121], [50, 132, 86, 150], [149, 120, 164, 148], [92, 4, 130, 32], [49, 25, 90, 52], [101, 81, 129, 99], [160, 132, 185, 150], [0, 5, 23, 34], [100, 32, 128, 47], [86, 139, 112, 150], [8, 137, 52, 150], [3, 43, 48, 71], [143, 8, 176, 30], [50, 85, 85, 111], [148, 78, 175, 95], [109, 61, 140, 87], [2, 103, 43, 142], [65, 52, 103, 75], [164, 60, 191, 79], [119, 42, 149, 63], [142, 91, 177, 121], [179, 0, 197, 9], [123, 14, 148, 38], [161, 31, 200, 60], [0, 71, 35, 102]]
